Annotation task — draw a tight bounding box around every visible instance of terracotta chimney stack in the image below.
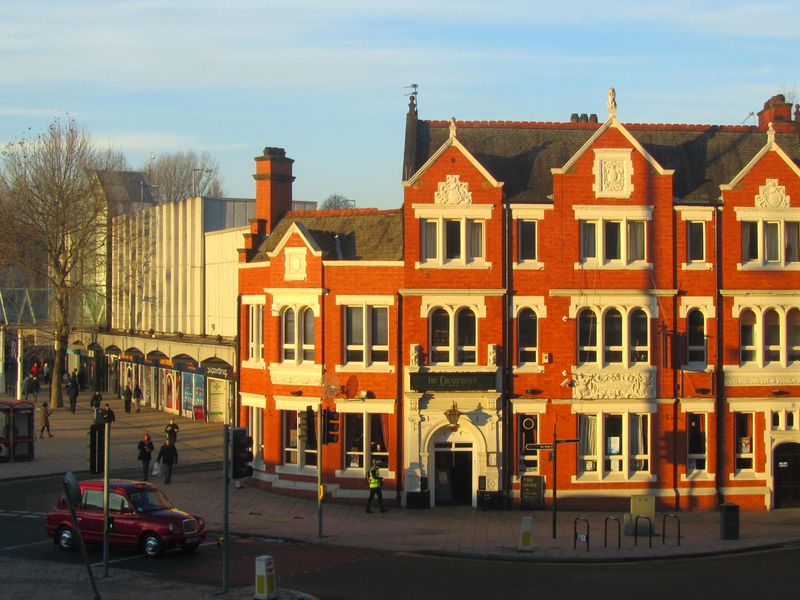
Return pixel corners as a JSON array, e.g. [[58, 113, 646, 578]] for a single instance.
[[757, 94, 794, 132], [253, 147, 294, 234]]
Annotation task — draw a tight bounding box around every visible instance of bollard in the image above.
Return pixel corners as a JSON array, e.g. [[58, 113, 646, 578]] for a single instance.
[[518, 516, 534, 552], [255, 555, 278, 600]]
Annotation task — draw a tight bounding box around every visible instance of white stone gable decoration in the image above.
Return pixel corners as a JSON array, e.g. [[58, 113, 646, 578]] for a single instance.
[[755, 179, 789, 208], [434, 174, 472, 205], [284, 247, 307, 281], [601, 160, 626, 193]]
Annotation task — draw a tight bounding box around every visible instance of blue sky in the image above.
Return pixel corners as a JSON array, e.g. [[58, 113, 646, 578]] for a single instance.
[[1, 1, 798, 209]]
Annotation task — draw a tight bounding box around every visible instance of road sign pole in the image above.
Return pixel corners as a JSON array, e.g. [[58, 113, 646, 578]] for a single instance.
[[318, 402, 323, 538], [552, 424, 557, 539]]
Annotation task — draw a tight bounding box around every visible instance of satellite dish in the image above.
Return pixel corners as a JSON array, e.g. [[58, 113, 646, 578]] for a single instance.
[[345, 376, 359, 399], [321, 370, 340, 399]]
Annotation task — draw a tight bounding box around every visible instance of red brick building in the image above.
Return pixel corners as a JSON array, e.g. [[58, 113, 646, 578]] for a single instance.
[[238, 92, 800, 511]]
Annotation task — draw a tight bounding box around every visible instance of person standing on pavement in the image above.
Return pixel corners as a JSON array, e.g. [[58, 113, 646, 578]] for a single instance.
[[156, 437, 178, 484], [90, 389, 102, 409], [38, 402, 53, 438], [365, 458, 386, 513], [123, 384, 133, 413], [133, 382, 143, 413], [102, 403, 116, 424], [165, 418, 179, 444], [137, 433, 154, 481], [68, 378, 78, 414]]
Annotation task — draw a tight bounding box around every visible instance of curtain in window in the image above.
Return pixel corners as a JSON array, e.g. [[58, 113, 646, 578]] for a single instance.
[[742, 222, 757, 261], [627, 221, 645, 262], [578, 414, 596, 455], [423, 220, 437, 260], [302, 309, 315, 361], [283, 308, 296, 360], [786, 222, 800, 263], [468, 221, 483, 260], [580, 221, 596, 259]]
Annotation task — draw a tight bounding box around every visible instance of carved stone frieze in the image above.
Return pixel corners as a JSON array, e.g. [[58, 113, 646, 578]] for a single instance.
[[434, 175, 472, 205], [724, 371, 800, 387], [573, 370, 655, 399]]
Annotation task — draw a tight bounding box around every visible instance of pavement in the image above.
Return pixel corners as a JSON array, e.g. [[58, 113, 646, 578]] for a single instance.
[[2, 389, 800, 599]]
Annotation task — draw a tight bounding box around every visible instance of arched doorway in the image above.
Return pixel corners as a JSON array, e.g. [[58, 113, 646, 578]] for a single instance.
[[774, 442, 800, 508], [430, 426, 475, 506]]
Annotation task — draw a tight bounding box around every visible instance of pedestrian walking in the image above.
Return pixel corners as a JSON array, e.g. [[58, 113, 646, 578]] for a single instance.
[[38, 402, 53, 438], [137, 433, 154, 481], [68, 379, 79, 413], [365, 458, 386, 513], [30, 362, 40, 380], [102, 403, 116, 424], [123, 384, 132, 413], [90, 390, 102, 409], [156, 438, 178, 484], [43, 361, 50, 385], [133, 382, 143, 413], [165, 418, 179, 444]]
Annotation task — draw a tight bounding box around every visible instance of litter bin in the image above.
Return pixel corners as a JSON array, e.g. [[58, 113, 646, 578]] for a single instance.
[[720, 503, 739, 540]]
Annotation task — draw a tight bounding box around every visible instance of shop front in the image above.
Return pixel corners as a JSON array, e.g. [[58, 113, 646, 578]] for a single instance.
[[202, 358, 235, 424]]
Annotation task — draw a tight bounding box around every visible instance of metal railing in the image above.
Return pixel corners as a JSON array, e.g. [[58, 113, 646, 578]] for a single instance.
[[573, 517, 590, 552], [662, 513, 681, 546], [604, 515, 621, 549], [634, 515, 653, 548]]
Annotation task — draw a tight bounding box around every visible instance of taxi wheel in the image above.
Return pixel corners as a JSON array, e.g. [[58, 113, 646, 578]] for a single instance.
[[141, 533, 163, 558], [57, 526, 75, 551]]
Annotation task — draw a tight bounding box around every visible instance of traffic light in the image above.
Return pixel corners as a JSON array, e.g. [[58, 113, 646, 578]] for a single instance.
[[88, 424, 105, 474], [322, 407, 340, 445], [230, 427, 254, 479]]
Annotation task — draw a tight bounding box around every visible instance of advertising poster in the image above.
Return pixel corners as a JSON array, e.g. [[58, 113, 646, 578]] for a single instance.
[[165, 370, 176, 411], [207, 378, 226, 422], [193, 374, 205, 421], [182, 373, 193, 413]]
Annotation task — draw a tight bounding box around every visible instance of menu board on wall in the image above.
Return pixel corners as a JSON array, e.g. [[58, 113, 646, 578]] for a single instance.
[[207, 378, 226, 421]]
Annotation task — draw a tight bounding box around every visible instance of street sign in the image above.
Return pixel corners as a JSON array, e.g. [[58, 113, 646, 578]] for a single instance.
[[528, 443, 554, 450]]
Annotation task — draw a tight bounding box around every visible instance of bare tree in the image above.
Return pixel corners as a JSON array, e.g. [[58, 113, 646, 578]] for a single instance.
[[320, 193, 355, 210], [0, 118, 114, 407], [143, 150, 224, 203]]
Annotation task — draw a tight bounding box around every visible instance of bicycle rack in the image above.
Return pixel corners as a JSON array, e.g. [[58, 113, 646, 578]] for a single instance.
[[662, 513, 681, 546], [604, 516, 621, 549], [634, 515, 653, 548], [573, 517, 590, 552]]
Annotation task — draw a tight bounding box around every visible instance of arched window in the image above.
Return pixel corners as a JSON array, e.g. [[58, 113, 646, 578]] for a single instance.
[[764, 309, 780, 364], [518, 309, 538, 364], [604, 309, 623, 364], [687, 309, 706, 365], [301, 308, 315, 362], [789, 309, 800, 364], [456, 308, 476, 364], [740, 309, 756, 364], [629, 309, 649, 364], [282, 308, 296, 361], [430, 308, 451, 364], [578, 309, 597, 364]]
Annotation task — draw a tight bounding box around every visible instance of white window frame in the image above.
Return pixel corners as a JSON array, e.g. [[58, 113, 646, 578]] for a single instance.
[[517, 308, 539, 366], [282, 408, 317, 470], [574, 206, 652, 270], [518, 413, 539, 474], [428, 305, 479, 366], [247, 305, 264, 365], [576, 411, 653, 481], [280, 306, 315, 366], [686, 308, 707, 367], [414, 204, 492, 269], [576, 306, 651, 369], [733, 411, 754, 472], [686, 412, 707, 474], [735, 306, 800, 369], [736, 207, 800, 270], [336, 402, 395, 480], [343, 304, 390, 368]]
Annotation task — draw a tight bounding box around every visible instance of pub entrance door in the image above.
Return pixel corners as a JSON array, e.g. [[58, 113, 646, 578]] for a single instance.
[[774, 442, 800, 508], [433, 442, 473, 506]]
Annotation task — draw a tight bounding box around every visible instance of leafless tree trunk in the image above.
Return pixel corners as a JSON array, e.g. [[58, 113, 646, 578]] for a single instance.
[[0, 118, 111, 407]]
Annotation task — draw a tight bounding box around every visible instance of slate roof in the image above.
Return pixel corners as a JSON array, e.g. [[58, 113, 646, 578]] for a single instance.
[[253, 209, 403, 262], [409, 120, 800, 204], [93, 170, 157, 214]]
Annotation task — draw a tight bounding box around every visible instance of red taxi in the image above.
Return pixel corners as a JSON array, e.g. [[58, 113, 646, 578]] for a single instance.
[[46, 480, 206, 558]]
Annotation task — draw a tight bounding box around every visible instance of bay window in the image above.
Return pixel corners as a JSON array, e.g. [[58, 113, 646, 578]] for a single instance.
[[578, 411, 651, 478], [577, 306, 650, 368]]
